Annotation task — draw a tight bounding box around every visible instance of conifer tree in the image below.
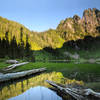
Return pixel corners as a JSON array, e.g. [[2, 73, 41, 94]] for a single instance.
[[10, 36, 17, 58], [25, 34, 30, 58], [5, 31, 9, 56], [20, 27, 25, 58]]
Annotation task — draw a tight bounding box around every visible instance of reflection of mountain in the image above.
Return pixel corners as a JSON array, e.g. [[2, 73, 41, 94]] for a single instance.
[[9, 86, 62, 100], [0, 72, 63, 100]]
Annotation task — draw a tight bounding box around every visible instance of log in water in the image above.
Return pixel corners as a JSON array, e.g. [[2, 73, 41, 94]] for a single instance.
[[46, 80, 100, 100], [0, 68, 46, 82]]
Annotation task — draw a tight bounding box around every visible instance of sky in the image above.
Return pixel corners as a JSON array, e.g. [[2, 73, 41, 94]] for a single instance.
[[0, 0, 100, 32]]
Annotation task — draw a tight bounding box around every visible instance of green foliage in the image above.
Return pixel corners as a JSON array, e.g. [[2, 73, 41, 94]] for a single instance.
[[4, 62, 98, 81], [0, 13, 100, 51], [0, 28, 34, 60], [34, 36, 100, 62], [0, 8, 100, 51], [0, 61, 10, 69], [0, 16, 65, 50], [0, 59, 100, 82]]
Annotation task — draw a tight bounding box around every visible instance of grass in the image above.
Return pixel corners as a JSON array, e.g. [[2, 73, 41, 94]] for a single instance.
[[0, 60, 100, 91], [17, 62, 100, 82], [0, 61, 99, 81], [15, 62, 100, 73], [0, 59, 100, 81], [0, 62, 10, 69]]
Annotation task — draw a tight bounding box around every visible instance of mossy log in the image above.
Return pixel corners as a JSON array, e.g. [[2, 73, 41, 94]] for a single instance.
[[46, 80, 100, 100], [0, 68, 46, 82], [3, 62, 29, 71]]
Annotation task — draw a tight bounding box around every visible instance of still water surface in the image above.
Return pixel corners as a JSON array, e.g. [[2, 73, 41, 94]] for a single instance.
[[0, 73, 63, 100], [8, 86, 62, 100]]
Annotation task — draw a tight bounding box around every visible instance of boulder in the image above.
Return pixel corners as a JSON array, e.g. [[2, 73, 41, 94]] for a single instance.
[[6, 60, 19, 64]]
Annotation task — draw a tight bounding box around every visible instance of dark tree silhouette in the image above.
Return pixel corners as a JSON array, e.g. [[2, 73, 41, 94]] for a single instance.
[[5, 31, 10, 56], [25, 34, 31, 58], [0, 30, 35, 61], [10, 36, 18, 58], [19, 27, 25, 59]]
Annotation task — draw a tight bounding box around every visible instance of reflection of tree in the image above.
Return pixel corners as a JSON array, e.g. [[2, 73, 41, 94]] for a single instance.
[[0, 72, 64, 100], [26, 79, 29, 87], [21, 81, 24, 93], [0, 72, 83, 100]]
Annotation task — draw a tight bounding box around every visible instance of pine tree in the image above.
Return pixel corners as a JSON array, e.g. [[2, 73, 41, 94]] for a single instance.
[[25, 34, 30, 58], [5, 31, 9, 56], [10, 36, 18, 58], [1, 38, 6, 57], [20, 27, 25, 59], [0, 38, 2, 58]]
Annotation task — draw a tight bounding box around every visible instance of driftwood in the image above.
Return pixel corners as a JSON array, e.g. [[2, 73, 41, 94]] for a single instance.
[[6, 60, 19, 64], [0, 68, 46, 82], [3, 62, 29, 71], [84, 89, 100, 98], [46, 80, 100, 100]]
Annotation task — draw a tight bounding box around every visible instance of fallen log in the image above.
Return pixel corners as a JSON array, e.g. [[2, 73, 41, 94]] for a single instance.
[[0, 68, 46, 82], [46, 80, 84, 100], [46, 80, 100, 100], [3, 62, 29, 71], [84, 89, 100, 98]]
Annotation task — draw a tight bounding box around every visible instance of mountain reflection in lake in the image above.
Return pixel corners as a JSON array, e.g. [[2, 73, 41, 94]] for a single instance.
[[9, 86, 62, 100], [0, 72, 64, 100]]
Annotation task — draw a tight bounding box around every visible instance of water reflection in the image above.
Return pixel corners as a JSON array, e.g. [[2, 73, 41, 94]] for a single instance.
[[0, 72, 64, 100], [9, 86, 62, 100]]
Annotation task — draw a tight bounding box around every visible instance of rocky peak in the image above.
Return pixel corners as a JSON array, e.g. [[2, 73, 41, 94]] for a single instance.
[[83, 8, 99, 21], [57, 8, 100, 38], [82, 8, 100, 34], [73, 15, 80, 23]]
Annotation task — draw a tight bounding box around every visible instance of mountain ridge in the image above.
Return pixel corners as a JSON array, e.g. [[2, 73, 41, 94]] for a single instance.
[[0, 8, 100, 50], [57, 8, 100, 40]]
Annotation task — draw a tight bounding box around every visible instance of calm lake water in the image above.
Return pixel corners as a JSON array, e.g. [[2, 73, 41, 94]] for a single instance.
[[0, 72, 99, 100], [8, 86, 62, 100], [0, 74, 63, 100]]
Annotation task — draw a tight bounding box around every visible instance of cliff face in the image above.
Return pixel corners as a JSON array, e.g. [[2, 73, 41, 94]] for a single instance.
[[82, 8, 100, 34], [57, 8, 100, 40]]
